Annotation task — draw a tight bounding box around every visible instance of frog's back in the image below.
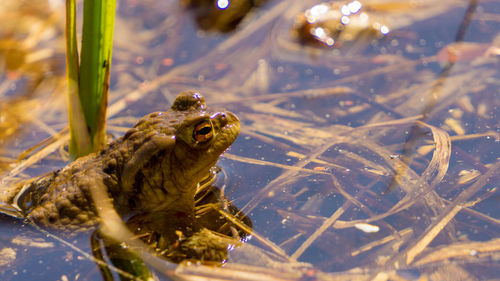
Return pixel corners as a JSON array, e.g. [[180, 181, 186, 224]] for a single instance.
[[2, 154, 109, 230], [0, 91, 240, 232]]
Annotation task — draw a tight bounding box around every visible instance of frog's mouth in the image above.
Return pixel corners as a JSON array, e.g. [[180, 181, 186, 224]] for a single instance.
[[210, 111, 240, 153]]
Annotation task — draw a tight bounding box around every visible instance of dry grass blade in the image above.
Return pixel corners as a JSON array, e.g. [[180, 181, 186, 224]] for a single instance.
[[27, 222, 141, 281], [240, 112, 453, 261], [351, 228, 413, 257], [450, 131, 500, 142], [239, 133, 349, 215], [87, 168, 179, 280], [218, 86, 355, 104], [376, 121, 451, 214], [284, 115, 453, 263], [175, 262, 304, 281], [216, 208, 291, 261], [290, 196, 349, 260], [352, 118, 450, 212], [0, 133, 69, 183], [415, 120, 451, 187], [224, 153, 331, 175], [405, 204, 462, 265], [404, 160, 500, 265], [414, 237, 500, 266]]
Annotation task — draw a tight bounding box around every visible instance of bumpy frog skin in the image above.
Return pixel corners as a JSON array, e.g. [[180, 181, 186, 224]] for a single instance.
[[3, 90, 240, 235]]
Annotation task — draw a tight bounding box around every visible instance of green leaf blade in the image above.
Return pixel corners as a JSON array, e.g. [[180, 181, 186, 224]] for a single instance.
[[66, 0, 92, 158], [79, 0, 115, 152]]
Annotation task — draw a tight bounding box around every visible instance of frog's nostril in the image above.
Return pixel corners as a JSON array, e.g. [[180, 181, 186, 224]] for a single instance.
[[220, 117, 228, 127], [211, 112, 226, 122], [211, 111, 238, 128]]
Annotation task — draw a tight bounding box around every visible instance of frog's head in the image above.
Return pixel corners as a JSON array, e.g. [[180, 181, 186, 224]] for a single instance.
[[118, 91, 239, 212], [168, 90, 240, 186]]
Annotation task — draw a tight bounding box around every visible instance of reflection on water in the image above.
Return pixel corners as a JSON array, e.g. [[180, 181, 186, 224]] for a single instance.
[[1, 0, 500, 280], [292, 0, 468, 50]]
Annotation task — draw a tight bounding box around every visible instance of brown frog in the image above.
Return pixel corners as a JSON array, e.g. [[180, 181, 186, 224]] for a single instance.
[[1, 90, 242, 261]]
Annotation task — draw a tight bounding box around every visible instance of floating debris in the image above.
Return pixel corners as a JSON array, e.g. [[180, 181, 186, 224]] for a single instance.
[[355, 223, 380, 233]]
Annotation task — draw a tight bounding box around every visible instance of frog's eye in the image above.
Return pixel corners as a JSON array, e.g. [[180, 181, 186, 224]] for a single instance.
[[193, 120, 213, 143]]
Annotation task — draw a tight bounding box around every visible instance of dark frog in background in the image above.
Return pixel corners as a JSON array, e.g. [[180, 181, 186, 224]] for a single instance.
[[182, 0, 268, 32], [1, 90, 248, 262]]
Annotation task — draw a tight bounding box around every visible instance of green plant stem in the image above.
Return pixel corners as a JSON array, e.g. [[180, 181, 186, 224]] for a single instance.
[[66, 0, 91, 158], [67, 0, 116, 159], [79, 0, 116, 152]]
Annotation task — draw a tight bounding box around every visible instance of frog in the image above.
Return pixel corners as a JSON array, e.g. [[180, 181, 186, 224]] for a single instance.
[[0, 90, 242, 262]]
